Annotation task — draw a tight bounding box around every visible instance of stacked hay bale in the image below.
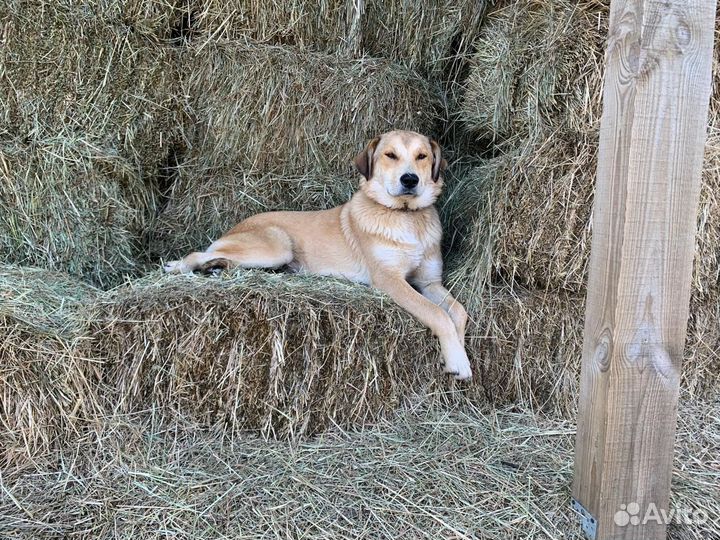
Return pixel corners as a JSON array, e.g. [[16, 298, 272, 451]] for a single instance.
[[189, 0, 488, 78], [448, 0, 720, 410], [0, 264, 103, 464], [87, 270, 447, 439], [152, 42, 440, 257], [0, 1, 184, 287]]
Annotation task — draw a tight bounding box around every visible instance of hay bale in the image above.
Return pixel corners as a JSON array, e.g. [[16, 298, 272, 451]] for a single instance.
[[463, 287, 719, 418], [189, 0, 488, 77], [467, 288, 585, 418], [460, 0, 607, 143], [455, 1, 720, 298], [2, 398, 716, 539], [0, 2, 182, 175], [0, 139, 159, 286], [0, 265, 103, 464], [179, 41, 440, 176], [0, 3, 184, 284], [151, 41, 440, 256], [360, 0, 488, 78], [447, 119, 720, 297], [150, 169, 358, 259], [88, 270, 442, 439], [447, 132, 598, 293]]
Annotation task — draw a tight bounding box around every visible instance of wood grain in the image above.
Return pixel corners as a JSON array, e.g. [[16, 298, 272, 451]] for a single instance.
[[572, 1, 716, 539]]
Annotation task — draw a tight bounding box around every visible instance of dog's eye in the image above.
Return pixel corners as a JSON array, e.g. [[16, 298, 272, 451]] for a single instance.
[[417, 153, 427, 160], [385, 152, 398, 160]]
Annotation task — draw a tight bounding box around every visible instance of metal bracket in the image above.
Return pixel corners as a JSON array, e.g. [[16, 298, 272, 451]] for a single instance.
[[572, 498, 598, 540]]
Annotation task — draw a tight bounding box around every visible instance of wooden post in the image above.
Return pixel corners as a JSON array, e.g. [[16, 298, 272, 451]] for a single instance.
[[572, 1, 716, 539]]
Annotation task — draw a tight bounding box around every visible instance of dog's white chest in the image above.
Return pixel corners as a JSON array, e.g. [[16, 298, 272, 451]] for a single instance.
[[371, 222, 430, 272]]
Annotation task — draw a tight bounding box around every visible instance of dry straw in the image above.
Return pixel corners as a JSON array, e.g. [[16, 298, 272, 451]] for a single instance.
[[1, 398, 716, 539]]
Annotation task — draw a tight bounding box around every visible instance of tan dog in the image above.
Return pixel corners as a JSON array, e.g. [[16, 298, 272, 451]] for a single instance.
[[164, 130, 472, 379]]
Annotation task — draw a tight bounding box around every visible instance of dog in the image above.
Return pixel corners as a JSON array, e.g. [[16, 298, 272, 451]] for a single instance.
[[164, 130, 472, 379]]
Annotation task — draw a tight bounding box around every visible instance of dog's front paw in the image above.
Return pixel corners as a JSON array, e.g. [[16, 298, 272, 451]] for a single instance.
[[444, 348, 472, 380], [163, 260, 187, 274]]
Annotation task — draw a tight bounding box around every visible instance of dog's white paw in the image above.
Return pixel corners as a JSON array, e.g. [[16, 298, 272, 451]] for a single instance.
[[444, 348, 472, 380], [163, 260, 187, 274]]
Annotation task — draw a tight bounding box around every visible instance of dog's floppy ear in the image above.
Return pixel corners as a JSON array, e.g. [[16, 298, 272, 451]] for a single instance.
[[353, 137, 380, 180], [430, 139, 447, 182]]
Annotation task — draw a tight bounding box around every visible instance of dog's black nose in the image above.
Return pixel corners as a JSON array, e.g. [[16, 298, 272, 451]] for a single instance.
[[400, 173, 419, 189]]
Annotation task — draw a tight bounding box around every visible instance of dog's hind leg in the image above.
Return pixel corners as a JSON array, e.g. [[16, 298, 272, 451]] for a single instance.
[[164, 226, 294, 274]]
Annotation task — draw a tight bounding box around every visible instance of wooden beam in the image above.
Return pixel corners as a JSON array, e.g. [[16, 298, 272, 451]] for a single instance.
[[572, 1, 716, 539]]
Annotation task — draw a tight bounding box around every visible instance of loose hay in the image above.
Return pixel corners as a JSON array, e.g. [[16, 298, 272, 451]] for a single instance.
[[1, 398, 716, 539], [0, 265, 103, 465], [460, 0, 608, 143]]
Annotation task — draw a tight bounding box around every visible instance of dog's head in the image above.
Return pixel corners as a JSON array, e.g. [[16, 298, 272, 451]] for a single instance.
[[353, 130, 447, 211]]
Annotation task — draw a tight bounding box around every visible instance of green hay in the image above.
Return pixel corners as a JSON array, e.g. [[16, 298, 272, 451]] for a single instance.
[[0, 139, 159, 287], [0, 3, 184, 284], [0, 3, 182, 174], [460, 0, 608, 143], [190, 0, 489, 77], [178, 40, 441, 176]]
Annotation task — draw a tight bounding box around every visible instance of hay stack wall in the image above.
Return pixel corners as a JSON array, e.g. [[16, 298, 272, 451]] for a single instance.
[[152, 40, 442, 258], [452, 0, 720, 302], [445, 0, 720, 406], [190, 0, 489, 78], [0, 2, 183, 286]]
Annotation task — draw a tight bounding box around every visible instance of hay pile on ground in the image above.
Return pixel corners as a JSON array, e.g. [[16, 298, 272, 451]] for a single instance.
[[190, 0, 488, 77], [0, 2, 183, 285], [0, 265, 103, 465], [2, 397, 717, 539]]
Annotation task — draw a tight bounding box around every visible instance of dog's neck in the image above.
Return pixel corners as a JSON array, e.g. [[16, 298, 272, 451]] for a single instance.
[[353, 187, 433, 214]]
